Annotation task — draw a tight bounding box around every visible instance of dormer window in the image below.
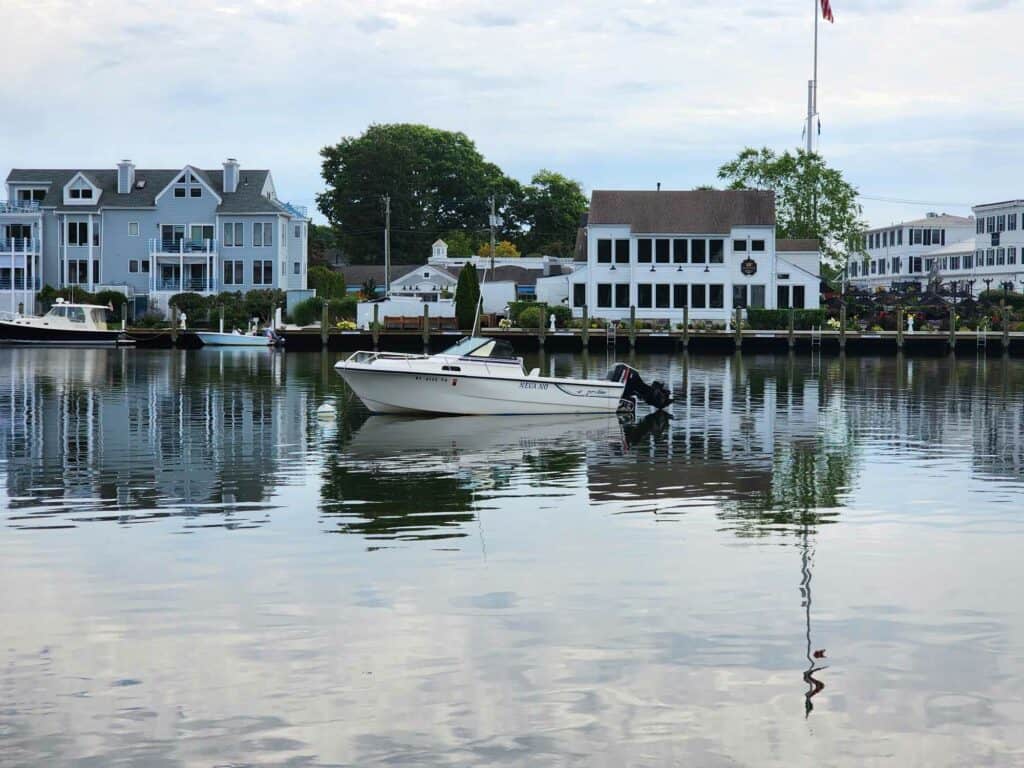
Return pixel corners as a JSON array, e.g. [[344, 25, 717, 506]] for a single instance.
[[174, 171, 203, 198], [64, 173, 100, 205]]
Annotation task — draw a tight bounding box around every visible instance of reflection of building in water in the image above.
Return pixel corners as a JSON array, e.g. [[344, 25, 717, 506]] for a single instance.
[[0, 348, 309, 522]]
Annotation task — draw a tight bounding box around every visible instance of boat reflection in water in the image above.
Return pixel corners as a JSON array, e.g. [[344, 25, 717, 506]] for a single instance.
[[320, 413, 624, 544]]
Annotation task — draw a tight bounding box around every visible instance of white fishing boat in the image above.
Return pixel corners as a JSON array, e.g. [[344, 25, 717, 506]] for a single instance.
[[0, 299, 131, 346], [195, 329, 278, 347], [334, 336, 672, 416]]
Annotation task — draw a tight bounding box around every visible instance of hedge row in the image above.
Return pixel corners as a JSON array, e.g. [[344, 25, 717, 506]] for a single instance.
[[746, 309, 827, 330]]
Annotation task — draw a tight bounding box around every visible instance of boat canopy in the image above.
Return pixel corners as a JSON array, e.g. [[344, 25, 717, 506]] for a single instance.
[[442, 336, 517, 360]]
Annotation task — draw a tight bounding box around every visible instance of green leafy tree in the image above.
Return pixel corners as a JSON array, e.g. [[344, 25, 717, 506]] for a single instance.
[[308, 265, 346, 300], [308, 223, 339, 265], [317, 124, 517, 265], [476, 240, 521, 258], [517, 169, 588, 256], [717, 147, 866, 268], [442, 230, 481, 257], [455, 263, 481, 330]]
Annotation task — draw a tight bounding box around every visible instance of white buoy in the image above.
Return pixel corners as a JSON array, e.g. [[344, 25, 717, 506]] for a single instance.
[[317, 403, 337, 420]]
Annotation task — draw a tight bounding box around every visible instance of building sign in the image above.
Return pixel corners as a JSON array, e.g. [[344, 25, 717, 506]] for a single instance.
[[740, 258, 758, 276]]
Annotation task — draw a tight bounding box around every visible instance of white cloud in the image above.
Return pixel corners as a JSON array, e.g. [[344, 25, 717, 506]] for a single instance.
[[1, 0, 1022, 225]]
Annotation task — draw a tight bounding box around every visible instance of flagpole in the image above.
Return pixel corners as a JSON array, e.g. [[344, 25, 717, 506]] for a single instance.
[[807, 0, 818, 154]]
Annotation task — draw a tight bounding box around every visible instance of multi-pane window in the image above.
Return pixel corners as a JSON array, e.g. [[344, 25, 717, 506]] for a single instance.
[[173, 171, 203, 198], [733, 239, 747, 253], [792, 286, 806, 309], [691, 284, 706, 308], [673, 284, 687, 307], [142, 259, 150, 273], [897, 229, 903, 245], [637, 238, 652, 263], [1009, 214, 1018, 231], [253, 222, 273, 247], [224, 222, 244, 247], [986, 216, 995, 233], [655, 238, 670, 263], [294, 225, 301, 238], [950, 256, 960, 270], [614, 239, 630, 263], [614, 284, 630, 308], [749, 285, 766, 308], [709, 284, 724, 308], [709, 239, 724, 263], [977, 218, 985, 234], [751, 239, 765, 252], [637, 283, 653, 308], [597, 283, 612, 308], [655, 284, 670, 308], [572, 284, 586, 307], [691, 239, 706, 263], [597, 239, 612, 263], [223, 260, 244, 286], [997, 248, 1006, 266], [129, 260, 139, 273], [777, 285, 790, 309], [912, 229, 922, 245], [987, 249, 995, 266], [1009, 247, 1018, 265], [128, 222, 139, 237], [964, 254, 973, 269], [997, 215, 1006, 232], [252, 260, 274, 285], [732, 285, 747, 309], [66, 221, 88, 245], [673, 239, 688, 263]]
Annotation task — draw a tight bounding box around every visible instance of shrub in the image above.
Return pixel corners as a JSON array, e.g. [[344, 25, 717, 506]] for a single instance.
[[291, 296, 323, 326], [308, 265, 346, 300], [244, 289, 285, 322], [506, 300, 536, 323], [135, 312, 168, 329], [747, 308, 827, 330], [168, 292, 211, 322], [549, 305, 572, 328], [979, 290, 1024, 312], [327, 295, 358, 322], [517, 305, 544, 328]]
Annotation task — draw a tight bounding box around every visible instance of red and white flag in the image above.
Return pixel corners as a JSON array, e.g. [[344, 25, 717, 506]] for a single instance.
[[821, 0, 834, 23]]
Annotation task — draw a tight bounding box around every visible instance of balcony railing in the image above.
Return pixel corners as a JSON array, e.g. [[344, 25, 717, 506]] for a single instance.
[[0, 277, 42, 291], [156, 278, 214, 292], [1, 238, 41, 252], [280, 201, 308, 218], [149, 238, 218, 254], [0, 201, 43, 215]]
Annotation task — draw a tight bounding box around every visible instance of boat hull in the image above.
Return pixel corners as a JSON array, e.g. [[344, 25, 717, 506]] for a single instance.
[[0, 320, 127, 346], [195, 331, 273, 347], [335, 363, 624, 415]]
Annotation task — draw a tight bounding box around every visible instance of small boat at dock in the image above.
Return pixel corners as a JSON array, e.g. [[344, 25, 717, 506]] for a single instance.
[[0, 299, 131, 346]]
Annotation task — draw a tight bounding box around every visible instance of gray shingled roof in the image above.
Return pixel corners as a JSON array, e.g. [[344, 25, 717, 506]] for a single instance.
[[5, 167, 293, 216], [588, 189, 775, 233], [777, 238, 820, 252]]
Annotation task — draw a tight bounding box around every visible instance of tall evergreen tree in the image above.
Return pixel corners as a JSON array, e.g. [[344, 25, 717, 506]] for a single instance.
[[455, 264, 481, 331]]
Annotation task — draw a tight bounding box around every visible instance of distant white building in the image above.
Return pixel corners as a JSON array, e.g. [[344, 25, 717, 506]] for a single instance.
[[846, 213, 979, 295], [970, 201, 1024, 295], [569, 189, 821, 325]]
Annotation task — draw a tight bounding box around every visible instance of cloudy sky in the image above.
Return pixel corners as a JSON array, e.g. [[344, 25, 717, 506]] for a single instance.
[[1, 0, 1020, 227]]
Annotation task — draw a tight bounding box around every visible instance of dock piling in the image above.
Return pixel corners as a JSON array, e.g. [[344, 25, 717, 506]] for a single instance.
[[629, 306, 637, 349], [170, 307, 179, 346], [422, 304, 430, 349], [372, 304, 380, 350], [839, 304, 847, 350], [682, 306, 689, 350], [788, 309, 795, 349], [321, 301, 329, 348], [949, 306, 956, 351], [581, 305, 589, 350], [538, 303, 547, 349], [1002, 300, 1010, 354], [734, 306, 743, 350], [897, 307, 904, 349]]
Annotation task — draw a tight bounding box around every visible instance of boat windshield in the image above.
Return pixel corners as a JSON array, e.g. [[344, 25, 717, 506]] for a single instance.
[[441, 337, 517, 360]]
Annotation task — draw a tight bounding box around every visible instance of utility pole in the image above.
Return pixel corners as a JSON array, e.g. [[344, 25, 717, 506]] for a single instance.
[[383, 194, 391, 296], [488, 195, 497, 280]]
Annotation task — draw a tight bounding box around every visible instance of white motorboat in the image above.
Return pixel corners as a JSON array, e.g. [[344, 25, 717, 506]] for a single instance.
[[0, 299, 131, 346], [334, 336, 672, 416], [195, 329, 279, 347]]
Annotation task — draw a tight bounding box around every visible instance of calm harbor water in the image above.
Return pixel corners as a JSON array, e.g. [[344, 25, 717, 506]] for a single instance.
[[1, 348, 1023, 767]]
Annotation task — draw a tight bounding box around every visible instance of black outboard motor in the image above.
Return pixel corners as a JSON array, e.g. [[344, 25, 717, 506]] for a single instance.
[[608, 364, 673, 411]]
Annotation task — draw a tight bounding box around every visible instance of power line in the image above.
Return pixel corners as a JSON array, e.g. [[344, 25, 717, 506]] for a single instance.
[[858, 194, 973, 209]]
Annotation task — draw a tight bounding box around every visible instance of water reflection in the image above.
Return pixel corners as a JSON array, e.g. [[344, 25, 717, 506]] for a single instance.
[[3, 349, 1024, 765]]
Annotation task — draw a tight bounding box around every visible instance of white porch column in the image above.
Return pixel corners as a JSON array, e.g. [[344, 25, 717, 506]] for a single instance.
[[61, 214, 67, 288], [87, 214, 94, 292], [179, 240, 184, 293]]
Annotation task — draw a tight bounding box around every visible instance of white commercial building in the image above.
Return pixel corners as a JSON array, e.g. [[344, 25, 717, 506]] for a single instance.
[[846, 213, 997, 296], [970, 201, 1024, 295], [569, 190, 821, 325]]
